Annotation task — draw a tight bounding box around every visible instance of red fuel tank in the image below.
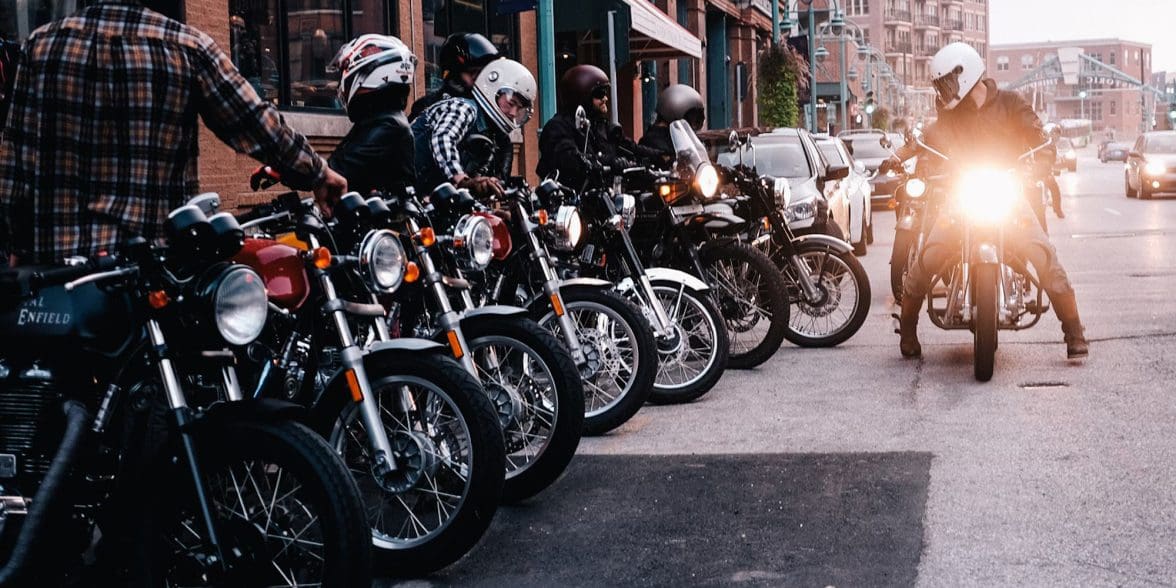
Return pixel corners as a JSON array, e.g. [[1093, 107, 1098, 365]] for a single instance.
[[232, 238, 310, 310]]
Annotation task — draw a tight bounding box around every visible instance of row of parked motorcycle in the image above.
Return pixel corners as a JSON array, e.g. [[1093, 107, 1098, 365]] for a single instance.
[[0, 111, 873, 585]]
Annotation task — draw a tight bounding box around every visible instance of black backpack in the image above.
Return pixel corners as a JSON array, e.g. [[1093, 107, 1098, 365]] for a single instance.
[[0, 38, 22, 127]]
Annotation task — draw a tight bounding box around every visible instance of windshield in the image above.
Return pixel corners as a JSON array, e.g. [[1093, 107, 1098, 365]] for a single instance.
[[846, 137, 893, 159], [1144, 135, 1176, 153], [746, 138, 813, 180], [817, 142, 847, 166], [669, 119, 711, 177]]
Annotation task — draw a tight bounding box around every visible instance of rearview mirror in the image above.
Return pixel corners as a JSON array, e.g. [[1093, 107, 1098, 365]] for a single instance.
[[728, 130, 740, 152], [575, 105, 589, 133], [879, 136, 893, 150]]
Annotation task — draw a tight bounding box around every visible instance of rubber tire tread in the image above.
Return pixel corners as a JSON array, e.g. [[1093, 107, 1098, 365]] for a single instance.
[[973, 264, 999, 382], [647, 280, 730, 405], [782, 242, 873, 348], [700, 243, 790, 369]]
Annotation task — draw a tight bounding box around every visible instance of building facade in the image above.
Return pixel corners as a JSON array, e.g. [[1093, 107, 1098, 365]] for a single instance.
[[988, 38, 1154, 141], [1, 0, 779, 209]]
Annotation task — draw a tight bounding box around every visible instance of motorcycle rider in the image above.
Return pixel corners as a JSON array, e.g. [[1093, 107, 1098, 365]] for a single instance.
[[0, 0, 346, 265], [411, 57, 536, 197], [408, 33, 501, 121], [640, 84, 707, 168], [1042, 123, 1066, 219], [879, 42, 1089, 360], [536, 64, 660, 189], [326, 34, 418, 196]]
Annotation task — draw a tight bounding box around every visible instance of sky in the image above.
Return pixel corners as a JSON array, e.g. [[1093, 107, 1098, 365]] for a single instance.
[[989, 0, 1176, 73]]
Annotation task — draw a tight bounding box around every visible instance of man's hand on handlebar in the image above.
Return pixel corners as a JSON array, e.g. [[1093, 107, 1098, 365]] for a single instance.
[[455, 174, 505, 198], [878, 156, 904, 175], [313, 166, 348, 218]]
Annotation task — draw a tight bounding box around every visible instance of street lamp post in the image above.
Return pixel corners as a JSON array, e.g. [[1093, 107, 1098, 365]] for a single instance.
[[1079, 89, 1088, 120], [833, 10, 848, 133]]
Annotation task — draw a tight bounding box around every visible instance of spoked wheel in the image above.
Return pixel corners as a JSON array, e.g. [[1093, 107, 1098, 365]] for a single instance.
[[973, 264, 999, 382], [464, 317, 584, 503], [643, 279, 729, 404], [321, 353, 505, 577], [539, 288, 656, 436], [779, 242, 872, 347], [700, 243, 789, 369], [139, 420, 371, 588]]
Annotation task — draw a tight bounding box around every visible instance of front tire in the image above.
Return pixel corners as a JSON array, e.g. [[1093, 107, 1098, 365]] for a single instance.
[[645, 279, 729, 404], [315, 352, 506, 577], [700, 243, 790, 369], [1126, 174, 1137, 198], [891, 230, 916, 304], [973, 264, 999, 382], [538, 288, 656, 436], [464, 317, 584, 503], [778, 241, 872, 347]]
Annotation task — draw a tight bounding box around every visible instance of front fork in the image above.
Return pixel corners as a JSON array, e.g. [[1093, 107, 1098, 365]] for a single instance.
[[527, 232, 587, 367]]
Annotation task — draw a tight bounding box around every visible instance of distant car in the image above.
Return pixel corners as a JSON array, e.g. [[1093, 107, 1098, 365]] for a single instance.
[[837, 129, 911, 205], [1054, 137, 1077, 173], [1124, 131, 1176, 199], [814, 134, 873, 255], [1101, 141, 1130, 163], [716, 127, 848, 241]]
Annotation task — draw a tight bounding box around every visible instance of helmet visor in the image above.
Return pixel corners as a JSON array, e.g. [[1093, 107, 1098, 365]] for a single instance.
[[932, 68, 962, 108], [496, 87, 534, 128]]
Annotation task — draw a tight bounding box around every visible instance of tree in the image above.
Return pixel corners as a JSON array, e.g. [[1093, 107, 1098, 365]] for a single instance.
[[871, 106, 891, 132], [758, 45, 806, 128]]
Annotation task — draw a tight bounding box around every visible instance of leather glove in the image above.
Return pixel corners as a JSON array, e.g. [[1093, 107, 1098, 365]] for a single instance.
[[457, 175, 504, 198], [878, 156, 904, 176]]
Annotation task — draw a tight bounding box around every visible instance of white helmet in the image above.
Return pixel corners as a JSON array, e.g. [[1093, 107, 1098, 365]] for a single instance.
[[472, 58, 536, 133], [330, 34, 416, 112], [929, 42, 985, 110]]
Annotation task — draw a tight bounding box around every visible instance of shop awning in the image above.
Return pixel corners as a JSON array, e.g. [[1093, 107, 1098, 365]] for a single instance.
[[555, 0, 703, 62]]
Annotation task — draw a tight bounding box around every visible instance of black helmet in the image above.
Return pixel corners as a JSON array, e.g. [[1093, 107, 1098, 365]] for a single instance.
[[656, 84, 705, 129], [558, 64, 610, 115], [439, 33, 501, 77]]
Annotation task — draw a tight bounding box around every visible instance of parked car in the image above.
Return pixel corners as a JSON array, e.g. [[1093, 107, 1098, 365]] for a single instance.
[[838, 129, 911, 205], [1125, 131, 1176, 199], [1101, 141, 1131, 163], [814, 134, 873, 255], [1054, 137, 1077, 172], [716, 127, 848, 241]]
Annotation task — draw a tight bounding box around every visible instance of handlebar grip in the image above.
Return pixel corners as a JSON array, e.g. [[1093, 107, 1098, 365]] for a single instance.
[[32, 256, 117, 288]]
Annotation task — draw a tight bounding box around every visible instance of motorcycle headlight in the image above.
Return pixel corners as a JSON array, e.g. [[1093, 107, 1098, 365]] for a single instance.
[[773, 177, 792, 208], [211, 265, 268, 346], [783, 201, 816, 222], [358, 229, 406, 293], [548, 205, 583, 251], [905, 178, 927, 198], [452, 214, 495, 270], [1145, 160, 1166, 176], [695, 163, 720, 199], [614, 194, 636, 229], [956, 168, 1021, 225]]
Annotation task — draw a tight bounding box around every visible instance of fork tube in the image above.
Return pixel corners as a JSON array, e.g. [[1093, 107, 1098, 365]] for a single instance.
[[410, 219, 479, 376], [528, 229, 587, 366], [221, 366, 243, 402]]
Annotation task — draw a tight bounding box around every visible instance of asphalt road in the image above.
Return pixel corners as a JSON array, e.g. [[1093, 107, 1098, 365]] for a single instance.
[[383, 148, 1176, 587]]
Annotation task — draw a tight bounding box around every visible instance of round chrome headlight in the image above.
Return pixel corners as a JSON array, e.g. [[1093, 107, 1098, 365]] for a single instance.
[[772, 177, 791, 208], [453, 214, 495, 270], [905, 178, 927, 198], [549, 205, 584, 251], [695, 163, 720, 199], [614, 194, 636, 229], [213, 266, 268, 346], [359, 229, 406, 292]]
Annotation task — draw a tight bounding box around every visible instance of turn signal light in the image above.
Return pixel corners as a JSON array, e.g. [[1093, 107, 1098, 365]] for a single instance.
[[446, 330, 464, 358], [147, 290, 170, 309], [536, 209, 549, 225], [417, 226, 436, 247], [311, 247, 332, 269], [344, 368, 363, 402], [404, 261, 420, 283], [550, 293, 565, 316]]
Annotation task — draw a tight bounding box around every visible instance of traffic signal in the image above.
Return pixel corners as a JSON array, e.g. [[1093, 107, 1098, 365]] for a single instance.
[[865, 91, 876, 115]]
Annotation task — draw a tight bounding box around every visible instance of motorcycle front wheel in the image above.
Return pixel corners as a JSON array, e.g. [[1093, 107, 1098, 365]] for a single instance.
[[973, 263, 999, 382], [316, 352, 506, 577], [538, 288, 657, 436], [700, 242, 790, 369], [778, 241, 872, 348], [134, 419, 371, 587], [643, 279, 729, 404], [464, 317, 584, 503]]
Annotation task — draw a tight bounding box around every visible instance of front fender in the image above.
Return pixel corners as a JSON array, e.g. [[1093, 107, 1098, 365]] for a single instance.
[[973, 242, 1000, 265], [189, 398, 306, 430], [460, 304, 528, 326], [367, 338, 448, 354], [558, 277, 614, 290], [645, 266, 710, 292], [896, 212, 919, 232], [792, 233, 853, 255]]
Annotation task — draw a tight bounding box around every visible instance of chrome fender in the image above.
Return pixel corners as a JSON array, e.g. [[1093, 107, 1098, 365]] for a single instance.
[[644, 267, 710, 292], [792, 233, 854, 255], [558, 277, 614, 289]]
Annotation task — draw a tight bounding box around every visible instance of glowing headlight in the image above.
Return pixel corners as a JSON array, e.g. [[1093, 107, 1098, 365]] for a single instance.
[[905, 178, 927, 198], [695, 163, 720, 199], [1145, 160, 1166, 176], [956, 168, 1021, 225], [213, 266, 268, 346], [453, 214, 495, 270], [886, 169, 897, 178], [548, 205, 584, 251], [783, 201, 816, 222], [358, 229, 406, 292]]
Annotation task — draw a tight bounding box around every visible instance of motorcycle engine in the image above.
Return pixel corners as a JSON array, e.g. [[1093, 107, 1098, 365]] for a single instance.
[[0, 359, 62, 537]]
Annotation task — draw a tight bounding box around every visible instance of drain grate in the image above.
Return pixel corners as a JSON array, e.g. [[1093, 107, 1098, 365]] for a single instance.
[[1018, 381, 1070, 390]]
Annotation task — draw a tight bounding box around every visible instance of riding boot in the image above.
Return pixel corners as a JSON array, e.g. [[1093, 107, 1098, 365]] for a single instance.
[[1052, 292, 1088, 359], [898, 295, 923, 358]]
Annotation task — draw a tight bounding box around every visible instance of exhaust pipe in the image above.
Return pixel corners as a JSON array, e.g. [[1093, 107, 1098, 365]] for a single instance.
[[0, 400, 92, 586]]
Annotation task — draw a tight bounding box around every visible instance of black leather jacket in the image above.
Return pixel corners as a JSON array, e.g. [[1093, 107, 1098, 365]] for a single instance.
[[923, 79, 1055, 168], [637, 124, 675, 170], [537, 112, 659, 190], [328, 110, 415, 196]]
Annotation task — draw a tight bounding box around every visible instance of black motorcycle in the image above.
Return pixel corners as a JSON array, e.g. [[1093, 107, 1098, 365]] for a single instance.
[[0, 205, 369, 586]]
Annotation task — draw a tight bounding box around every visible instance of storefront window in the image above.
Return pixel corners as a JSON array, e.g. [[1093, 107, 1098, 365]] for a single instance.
[[230, 0, 398, 112], [0, 0, 81, 41], [422, 0, 519, 93]]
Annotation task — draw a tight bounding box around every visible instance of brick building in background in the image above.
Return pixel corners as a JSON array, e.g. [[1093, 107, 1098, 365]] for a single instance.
[[988, 39, 1154, 141], [2, 0, 785, 209]]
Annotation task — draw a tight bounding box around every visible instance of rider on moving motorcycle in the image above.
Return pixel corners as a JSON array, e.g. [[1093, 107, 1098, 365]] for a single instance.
[[879, 42, 1089, 360]]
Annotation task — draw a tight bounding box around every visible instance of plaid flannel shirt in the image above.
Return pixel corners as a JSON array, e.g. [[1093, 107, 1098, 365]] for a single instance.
[[424, 97, 477, 181], [0, 2, 326, 263]]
